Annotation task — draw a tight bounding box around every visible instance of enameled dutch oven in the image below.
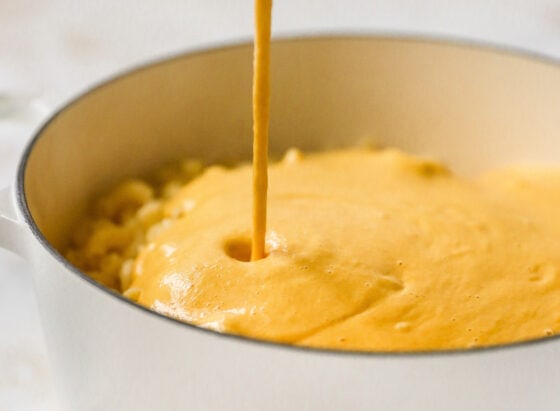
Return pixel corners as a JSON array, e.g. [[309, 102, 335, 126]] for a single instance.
[[2, 36, 560, 410]]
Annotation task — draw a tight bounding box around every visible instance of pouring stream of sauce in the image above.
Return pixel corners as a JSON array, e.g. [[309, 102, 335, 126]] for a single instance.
[[251, 0, 273, 261]]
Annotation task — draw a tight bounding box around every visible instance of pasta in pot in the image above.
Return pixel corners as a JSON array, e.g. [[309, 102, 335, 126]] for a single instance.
[[65, 160, 205, 291]]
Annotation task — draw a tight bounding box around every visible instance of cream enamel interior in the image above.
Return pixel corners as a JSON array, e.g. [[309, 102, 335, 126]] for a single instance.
[[23, 36, 560, 295]]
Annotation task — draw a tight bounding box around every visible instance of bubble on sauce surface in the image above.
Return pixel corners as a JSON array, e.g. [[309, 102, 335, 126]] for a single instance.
[[527, 263, 557, 286]]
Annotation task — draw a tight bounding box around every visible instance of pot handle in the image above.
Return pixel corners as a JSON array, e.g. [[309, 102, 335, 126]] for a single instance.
[[0, 186, 30, 258], [0, 93, 51, 258]]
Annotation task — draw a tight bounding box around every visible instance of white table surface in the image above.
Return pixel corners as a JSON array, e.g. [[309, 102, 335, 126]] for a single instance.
[[1, 1, 560, 409]]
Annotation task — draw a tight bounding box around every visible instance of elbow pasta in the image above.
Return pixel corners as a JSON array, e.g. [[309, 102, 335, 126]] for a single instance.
[[65, 159, 204, 292]]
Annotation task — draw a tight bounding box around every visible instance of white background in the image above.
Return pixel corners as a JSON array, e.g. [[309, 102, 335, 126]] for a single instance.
[[1, 1, 560, 409]]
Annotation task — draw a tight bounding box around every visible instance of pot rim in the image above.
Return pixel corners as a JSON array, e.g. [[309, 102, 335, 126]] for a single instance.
[[16, 32, 560, 358]]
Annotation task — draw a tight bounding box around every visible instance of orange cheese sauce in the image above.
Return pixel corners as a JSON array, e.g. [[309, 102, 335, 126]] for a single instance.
[[127, 148, 560, 351]]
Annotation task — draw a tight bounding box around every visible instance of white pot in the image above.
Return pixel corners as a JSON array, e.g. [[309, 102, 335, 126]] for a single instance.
[[1, 36, 560, 411]]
